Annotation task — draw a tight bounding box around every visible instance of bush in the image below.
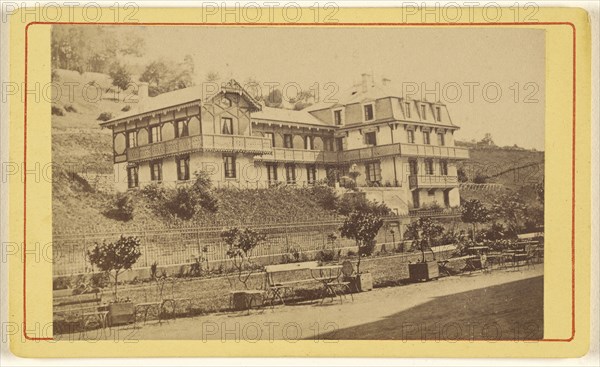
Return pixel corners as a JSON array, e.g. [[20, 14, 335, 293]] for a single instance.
[[315, 249, 336, 263], [53, 276, 72, 290], [121, 105, 132, 112], [337, 193, 390, 217], [310, 184, 338, 211], [165, 186, 201, 220], [97, 112, 113, 121], [104, 192, 135, 221], [51, 105, 65, 116], [473, 174, 488, 184]]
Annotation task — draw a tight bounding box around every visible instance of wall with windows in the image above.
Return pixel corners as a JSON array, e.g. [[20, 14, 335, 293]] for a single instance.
[[200, 93, 252, 136]]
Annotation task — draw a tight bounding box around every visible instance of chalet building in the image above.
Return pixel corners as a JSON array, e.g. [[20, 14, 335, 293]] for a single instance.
[[100, 74, 469, 214]]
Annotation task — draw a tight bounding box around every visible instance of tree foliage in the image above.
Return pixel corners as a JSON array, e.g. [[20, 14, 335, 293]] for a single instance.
[[490, 193, 528, 237], [139, 55, 195, 96], [87, 235, 142, 300], [108, 62, 132, 91], [221, 227, 267, 289], [461, 199, 490, 239], [340, 212, 384, 273], [51, 26, 145, 73], [404, 217, 445, 262]]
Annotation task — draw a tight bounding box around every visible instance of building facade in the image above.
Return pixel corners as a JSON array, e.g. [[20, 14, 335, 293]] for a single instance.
[[101, 75, 469, 214]]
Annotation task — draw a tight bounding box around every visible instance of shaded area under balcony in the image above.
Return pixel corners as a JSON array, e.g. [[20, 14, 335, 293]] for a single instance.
[[254, 148, 338, 164]]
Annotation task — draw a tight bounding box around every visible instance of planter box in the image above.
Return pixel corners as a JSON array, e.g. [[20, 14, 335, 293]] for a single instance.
[[408, 261, 439, 282], [349, 272, 373, 292], [230, 291, 265, 311], [108, 302, 135, 326]]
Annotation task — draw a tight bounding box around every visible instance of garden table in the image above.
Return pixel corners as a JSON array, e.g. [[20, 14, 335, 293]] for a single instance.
[[310, 265, 351, 304]]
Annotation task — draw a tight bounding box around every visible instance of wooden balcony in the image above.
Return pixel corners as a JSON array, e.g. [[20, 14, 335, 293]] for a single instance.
[[126, 134, 272, 162], [255, 148, 339, 164], [409, 175, 459, 189], [338, 143, 469, 162]]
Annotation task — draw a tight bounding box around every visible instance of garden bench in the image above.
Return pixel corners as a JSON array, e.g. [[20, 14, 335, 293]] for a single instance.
[[53, 289, 108, 336], [264, 261, 319, 306]]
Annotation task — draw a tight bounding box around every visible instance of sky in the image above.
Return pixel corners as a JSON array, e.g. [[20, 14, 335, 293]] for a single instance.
[[133, 26, 546, 150]]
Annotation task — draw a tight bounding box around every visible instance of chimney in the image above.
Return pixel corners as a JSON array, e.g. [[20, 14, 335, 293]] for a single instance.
[[138, 82, 149, 103], [361, 73, 371, 93], [382, 77, 391, 86]]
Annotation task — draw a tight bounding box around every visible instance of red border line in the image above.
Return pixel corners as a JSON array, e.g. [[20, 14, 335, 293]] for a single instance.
[[22, 21, 577, 343]]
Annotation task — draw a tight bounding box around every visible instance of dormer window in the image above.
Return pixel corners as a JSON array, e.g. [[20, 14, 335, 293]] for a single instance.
[[363, 103, 375, 122], [221, 117, 233, 135], [405, 102, 411, 118], [436, 106, 442, 122], [333, 109, 343, 125], [420, 104, 427, 119]]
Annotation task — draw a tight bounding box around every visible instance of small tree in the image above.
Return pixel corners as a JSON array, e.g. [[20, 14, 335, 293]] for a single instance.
[[491, 193, 527, 237], [221, 227, 266, 289], [461, 199, 490, 240], [404, 217, 445, 263], [108, 62, 132, 91], [87, 235, 142, 300], [339, 212, 384, 274]]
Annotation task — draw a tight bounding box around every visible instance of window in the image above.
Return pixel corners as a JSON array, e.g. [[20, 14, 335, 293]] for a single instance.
[[443, 190, 450, 207], [365, 161, 382, 183], [440, 160, 448, 176], [436, 106, 442, 122], [420, 104, 427, 119], [285, 164, 296, 184], [409, 160, 419, 175], [266, 163, 278, 185], [333, 109, 343, 125], [176, 155, 190, 181], [221, 117, 233, 135], [363, 104, 374, 121], [264, 132, 275, 147], [221, 97, 232, 108], [364, 132, 377, 146], [304, 136, 314, 150], [412, 190, 420, 209], [437, 132, 445, 146], [423, 131, 431, 145], [335, 137, 344, 151], [150, 160, 162, 182], [150, 125, 162, 143], [284, 134, 293, 148], [175, 119, 189, 138], [405, 102, 411, 118], [306, 165, 317, 185], [407, 129, 415, 143], [324, 138, 334, 151], [425, 159, 434, 175], [127, 131, 137, 148], [127, 166, 138, 188], [223, 155, 236, 179]]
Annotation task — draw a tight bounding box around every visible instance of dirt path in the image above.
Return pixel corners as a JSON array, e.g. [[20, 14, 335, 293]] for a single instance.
[[78, 266, 543, 341]]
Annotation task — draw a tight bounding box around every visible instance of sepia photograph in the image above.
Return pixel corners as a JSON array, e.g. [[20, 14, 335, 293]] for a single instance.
[[50, 25, 545, 342]]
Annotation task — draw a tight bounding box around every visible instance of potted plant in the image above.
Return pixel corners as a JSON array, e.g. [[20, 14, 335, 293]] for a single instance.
[[340, 211, 384, 292], [404, 217, 444, 282], [222, 227, 267, 310], [87, 235, 142, 326]]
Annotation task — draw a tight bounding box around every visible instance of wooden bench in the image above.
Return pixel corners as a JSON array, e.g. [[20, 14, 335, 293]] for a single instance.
[[53, 289, 108, 335], [264, 261, 319, 306]]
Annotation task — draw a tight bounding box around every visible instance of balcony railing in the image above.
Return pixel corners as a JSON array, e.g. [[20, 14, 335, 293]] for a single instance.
[[126, 134, 272, 162], [255, 148, 339, 164], [338, 143, 469, 162], [409, 175, 459, 189]]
